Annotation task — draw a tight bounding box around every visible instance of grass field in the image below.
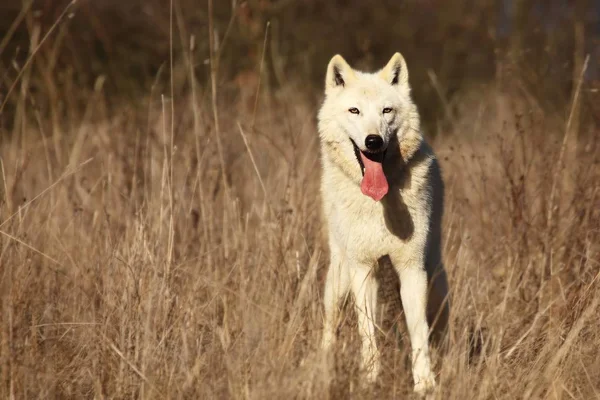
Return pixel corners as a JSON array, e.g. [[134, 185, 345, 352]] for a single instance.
[[1, 3, 599, 399]]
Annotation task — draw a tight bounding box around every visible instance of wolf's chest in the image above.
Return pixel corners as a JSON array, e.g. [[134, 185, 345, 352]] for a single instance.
[[326, 191, 405, 259]]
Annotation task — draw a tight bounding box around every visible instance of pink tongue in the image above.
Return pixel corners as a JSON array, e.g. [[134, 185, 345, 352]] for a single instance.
[[359, 152, 389, 201]]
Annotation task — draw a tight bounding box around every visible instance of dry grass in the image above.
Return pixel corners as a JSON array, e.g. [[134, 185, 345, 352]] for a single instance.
[[1, 5, 600, 399]]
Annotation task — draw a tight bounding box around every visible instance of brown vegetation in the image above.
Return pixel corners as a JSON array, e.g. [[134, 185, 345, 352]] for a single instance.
[[1, 1, 599, 398]]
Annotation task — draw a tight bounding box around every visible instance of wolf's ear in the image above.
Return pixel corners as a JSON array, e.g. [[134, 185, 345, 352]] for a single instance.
[[325, 55, 355, 91], [379, 52, 409, 88]]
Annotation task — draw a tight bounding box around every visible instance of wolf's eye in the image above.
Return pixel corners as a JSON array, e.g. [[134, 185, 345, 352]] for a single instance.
[[348, 108, 360, 114], [382, 107, 393, 114]]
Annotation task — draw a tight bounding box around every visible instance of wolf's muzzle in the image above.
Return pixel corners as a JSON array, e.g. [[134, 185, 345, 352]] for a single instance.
[[350, 139, 387, 176]]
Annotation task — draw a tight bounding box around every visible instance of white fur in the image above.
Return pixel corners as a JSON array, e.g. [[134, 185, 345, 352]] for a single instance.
[[318, 53, 449, 395]]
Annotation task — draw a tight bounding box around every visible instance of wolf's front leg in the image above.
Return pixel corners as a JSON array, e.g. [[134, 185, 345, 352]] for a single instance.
[[349, 264, 380, 383], [398, 266, 436, 395], [322, 248, 350, 352]]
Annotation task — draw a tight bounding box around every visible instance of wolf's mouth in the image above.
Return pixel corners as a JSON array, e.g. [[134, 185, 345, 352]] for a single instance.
[[350, 139, 389, 201], [350, 139, 387, 176]]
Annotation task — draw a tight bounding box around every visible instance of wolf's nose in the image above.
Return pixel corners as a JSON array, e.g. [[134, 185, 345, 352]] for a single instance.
[[365, 135, 384, 151]]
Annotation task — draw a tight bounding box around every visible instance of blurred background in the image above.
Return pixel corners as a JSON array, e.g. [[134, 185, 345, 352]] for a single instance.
[[0, 1, 599, 399], [1, 0, 599, 132]]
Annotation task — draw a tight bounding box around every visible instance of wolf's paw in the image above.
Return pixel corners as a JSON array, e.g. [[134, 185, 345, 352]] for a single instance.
[[321, 330, 336, 352], [364, 363, 380, 384], [413, 374, 436, 397], [361, 346, 381, 383]]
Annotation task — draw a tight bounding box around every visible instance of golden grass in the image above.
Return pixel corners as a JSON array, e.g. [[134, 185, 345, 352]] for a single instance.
[[1, 72, 598, 398]]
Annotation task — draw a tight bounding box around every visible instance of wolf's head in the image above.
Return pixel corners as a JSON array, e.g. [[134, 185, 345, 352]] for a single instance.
[[318, 53, 422, 202]]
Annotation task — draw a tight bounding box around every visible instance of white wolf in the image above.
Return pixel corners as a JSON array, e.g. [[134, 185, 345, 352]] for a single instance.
[[318, 52, 449, 395]]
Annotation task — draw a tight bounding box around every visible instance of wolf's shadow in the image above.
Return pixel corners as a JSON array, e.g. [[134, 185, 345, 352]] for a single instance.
[[374, 143, 451, 373]]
